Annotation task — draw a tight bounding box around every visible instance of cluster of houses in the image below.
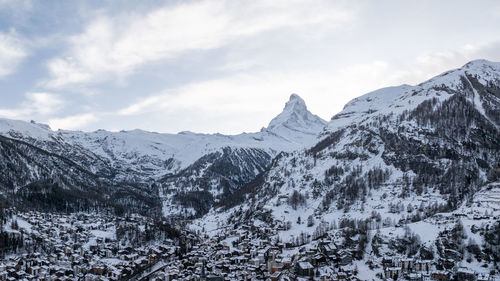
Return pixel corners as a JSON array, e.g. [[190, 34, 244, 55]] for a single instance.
[[382, 256, 496, 281], [1, 210, 498, 281], [144, 219, 498, 281], [145, 224, 365, 281], [0, 211, 186, 281]]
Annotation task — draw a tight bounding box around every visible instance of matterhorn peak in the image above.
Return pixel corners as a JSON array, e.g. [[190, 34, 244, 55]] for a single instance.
[[265, 93, 326, 139], [284, 93, 307, 112], [288, 93, 305, 103]]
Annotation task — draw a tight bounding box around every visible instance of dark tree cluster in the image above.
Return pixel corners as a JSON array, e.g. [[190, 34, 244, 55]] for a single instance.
[[0, 231, 24, 257], [388, 226, 421, 257], [308, 129, 345, 155], [338, 218, 370, 260], [288, 190, 306, 210], [173, 191, 214, 218], [115, 218, 181, 247], [483, 220, 500, 263]]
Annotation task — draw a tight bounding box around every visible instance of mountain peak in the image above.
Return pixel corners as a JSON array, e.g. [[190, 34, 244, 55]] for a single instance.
[[288, 93, 305, 102], [282, 93, 306, 112], [264, 94, 326, 139], [463, 59, 496, 68], [282, 93, 307, 114]]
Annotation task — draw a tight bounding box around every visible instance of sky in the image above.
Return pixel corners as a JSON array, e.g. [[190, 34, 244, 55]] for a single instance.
[[0, 0, 500, 134]]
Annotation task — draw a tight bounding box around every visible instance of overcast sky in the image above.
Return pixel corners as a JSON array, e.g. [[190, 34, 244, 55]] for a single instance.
[[1, 0, 500, 134]]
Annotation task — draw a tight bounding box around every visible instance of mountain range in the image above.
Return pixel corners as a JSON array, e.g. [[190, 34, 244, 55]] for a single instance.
[[0, 92, 326, 215], [0, 60, 498, 227]]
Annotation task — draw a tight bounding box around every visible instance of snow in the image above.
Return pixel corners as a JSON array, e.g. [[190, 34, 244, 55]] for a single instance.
[[16, 218, 33, 233], [1, 59, 499, 280], [61, 94, 325, 172], [266, 93, 327, 140], [325, 59, 500, 136], [0, 118, 53, 140], [90, 228, 116, 239], [101, 258, 124, 265], [2, 216, 33, 234]]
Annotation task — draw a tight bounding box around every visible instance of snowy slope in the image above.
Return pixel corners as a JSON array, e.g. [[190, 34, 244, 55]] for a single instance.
[[199, 59, 500, 238], [0, 119, 53, 141], [59, 93, 326, 177], [326, 59, 500, 134]]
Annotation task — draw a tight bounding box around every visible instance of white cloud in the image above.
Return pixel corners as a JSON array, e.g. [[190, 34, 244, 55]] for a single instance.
[[48, 113, 98, 130], [0, 92, 97, 131], [26, 92, 64, 115], [0, 31, 28, 78], [0, 92, 64, 119], [44, 0, 356, 88]]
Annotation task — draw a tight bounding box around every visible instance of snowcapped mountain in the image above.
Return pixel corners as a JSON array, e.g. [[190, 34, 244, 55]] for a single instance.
[[199, 60, 500, 245], [0, 94, 326, 215], [158, 94, 327, 217], [264, 93, 327, 145], [0, 94, 325, 181]]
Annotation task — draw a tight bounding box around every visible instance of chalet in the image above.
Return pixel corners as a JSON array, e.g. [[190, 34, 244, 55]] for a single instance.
[[455, 267, 475, 281], [431, 270, 450, 281], [441, 258, 455, 269], [270, 271, 281, 281], [313, 253, 327, 265], [282, 257, 291, 269], [337, 271, 347, 280], [477, 273, 491, 281], [271, 262, 284, 273], [321, 242, 337, 256], [415, 259, 431, 272], [205, 274, 224, 281], [338, 250, 352, 266], [385, 267, 401, 280], [1, 209, 493, 281], [407, 273, 422, 281], [382, 258, 393, 268], [296, 261, 314, 277]]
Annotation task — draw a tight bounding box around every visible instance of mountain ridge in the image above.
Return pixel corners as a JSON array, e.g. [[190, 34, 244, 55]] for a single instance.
[[196, 59, 500, 236]]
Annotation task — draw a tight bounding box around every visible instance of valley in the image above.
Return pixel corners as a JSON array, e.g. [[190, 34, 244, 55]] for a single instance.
[[0, 60, 499, 280]]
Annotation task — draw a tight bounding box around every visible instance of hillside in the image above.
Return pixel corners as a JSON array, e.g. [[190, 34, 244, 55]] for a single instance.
[[193, 60, 500, 278]]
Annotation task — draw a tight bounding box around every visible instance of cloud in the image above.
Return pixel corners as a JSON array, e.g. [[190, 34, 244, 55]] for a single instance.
[[0, 0, 32, 11], [0, 92, 64, 119], [48, 113, 98, 130], [44, 0, 356, 88], [0, 31, 28, 78], [0, 92, 96, 131]]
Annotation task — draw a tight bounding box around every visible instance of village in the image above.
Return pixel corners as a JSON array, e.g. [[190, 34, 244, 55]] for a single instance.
[[0, 209, 498, 281], [0, 210, 189, 281]]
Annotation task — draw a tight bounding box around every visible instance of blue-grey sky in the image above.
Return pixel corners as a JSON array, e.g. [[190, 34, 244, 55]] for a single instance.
[[1, 0, 500, 134]]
